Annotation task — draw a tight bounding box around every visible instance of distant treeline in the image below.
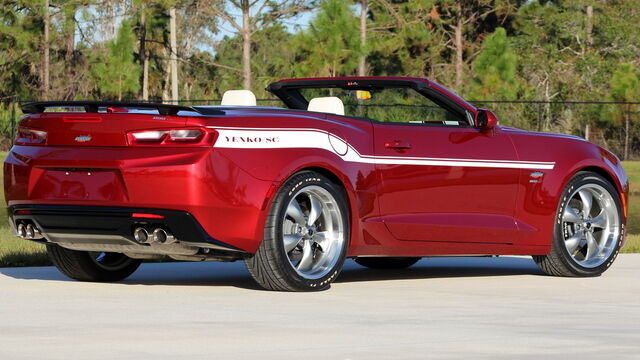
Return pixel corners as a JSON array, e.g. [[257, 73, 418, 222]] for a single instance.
[[0, 0, 639, 158]]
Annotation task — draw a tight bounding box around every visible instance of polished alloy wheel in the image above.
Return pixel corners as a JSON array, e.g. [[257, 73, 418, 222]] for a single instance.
[[282, 185, 345, 279], [561, 183, 620, 268]]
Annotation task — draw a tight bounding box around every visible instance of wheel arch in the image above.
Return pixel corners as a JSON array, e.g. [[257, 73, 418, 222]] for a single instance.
[[293, 166, 353, 222], [571, 165, 628, 220], [576, 166, 619, 193], [281, 164, 357, 249]]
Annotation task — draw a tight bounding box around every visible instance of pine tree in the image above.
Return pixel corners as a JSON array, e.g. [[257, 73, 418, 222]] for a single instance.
[[608, 63, 640, 160], [294, 0, 362, 77], [469, 27, 519, 100], [92, 19, 141, 100]]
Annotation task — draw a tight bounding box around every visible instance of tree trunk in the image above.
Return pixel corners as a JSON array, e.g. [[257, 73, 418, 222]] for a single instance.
[[140, 11, 149, 101], [585, 123, 590, 141], [42, 0, 50, 100], [241, 0, 252, 90], [162, 48, 170, 102], [169, 7, 179, 103], [454, 17, 463, 92], [63, 6, 76, 100], [586, 5, 593, 47], [358, 0, 367, 76]]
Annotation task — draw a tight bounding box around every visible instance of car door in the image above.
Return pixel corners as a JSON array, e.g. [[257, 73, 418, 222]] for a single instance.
[[372, 98, 521, 244]]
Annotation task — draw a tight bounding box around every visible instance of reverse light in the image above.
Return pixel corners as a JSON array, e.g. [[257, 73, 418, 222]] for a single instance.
[[16, 127, 47, 145], [127, 127, 216, 146]]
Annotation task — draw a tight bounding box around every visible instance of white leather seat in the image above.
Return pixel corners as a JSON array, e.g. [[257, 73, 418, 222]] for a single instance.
[[221, 90, 257, 106], [307, 97, 345, 116]]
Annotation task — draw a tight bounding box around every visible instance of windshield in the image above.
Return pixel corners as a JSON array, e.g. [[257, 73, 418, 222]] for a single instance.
[[298, 86, 468, 125]]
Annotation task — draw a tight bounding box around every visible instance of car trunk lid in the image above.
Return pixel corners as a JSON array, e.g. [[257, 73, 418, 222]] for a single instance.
[[20, 112, 189, 147]]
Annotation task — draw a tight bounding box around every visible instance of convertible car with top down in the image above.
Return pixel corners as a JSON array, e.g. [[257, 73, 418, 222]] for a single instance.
[[4, 77, 628, 291]]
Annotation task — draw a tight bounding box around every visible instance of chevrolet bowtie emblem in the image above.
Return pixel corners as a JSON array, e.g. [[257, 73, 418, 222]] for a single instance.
[[74, 135, 92, 143]]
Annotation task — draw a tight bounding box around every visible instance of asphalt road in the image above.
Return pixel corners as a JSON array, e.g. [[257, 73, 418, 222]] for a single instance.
[[1, 255, 639, 360]]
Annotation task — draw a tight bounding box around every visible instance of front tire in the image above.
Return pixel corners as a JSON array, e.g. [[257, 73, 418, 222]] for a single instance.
[[246, 171, 350, 291], [533, 172, 623, 277], [47, 244, 142, 282]]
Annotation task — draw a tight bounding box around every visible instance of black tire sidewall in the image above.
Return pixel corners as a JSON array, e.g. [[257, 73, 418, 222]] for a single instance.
[[269, 171, 350, 291], [553, 172, 623, 276], [47, 244, 141, 282]]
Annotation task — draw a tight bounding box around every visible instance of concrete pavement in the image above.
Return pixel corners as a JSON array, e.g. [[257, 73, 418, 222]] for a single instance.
[[1, 255, 639, 359]]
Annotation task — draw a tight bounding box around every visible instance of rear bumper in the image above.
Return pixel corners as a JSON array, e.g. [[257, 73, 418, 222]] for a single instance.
[[4, 145, 276, 253], [9, 205, 244, 252]]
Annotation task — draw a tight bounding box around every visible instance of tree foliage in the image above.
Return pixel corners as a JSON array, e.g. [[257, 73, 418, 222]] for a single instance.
[[469, 27, 518, 100], [293, 0, 362, 77], [0, 0, 639, 156], [91, 19, 140, 100]]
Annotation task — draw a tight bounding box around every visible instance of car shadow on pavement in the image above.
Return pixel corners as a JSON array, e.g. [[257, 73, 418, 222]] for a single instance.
[[337, 256, 544, 284], [0, 256, 544, 290]]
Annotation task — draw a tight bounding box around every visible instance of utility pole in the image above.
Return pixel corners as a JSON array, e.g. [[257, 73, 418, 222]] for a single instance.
[[43, 0, 50, 100], [169, 7, 179, 103]]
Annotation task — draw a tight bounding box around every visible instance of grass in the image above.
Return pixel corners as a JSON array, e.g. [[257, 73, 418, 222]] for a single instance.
[[622, 234, 640, 253], [622, 161, 640, 195], [0, 155, 638, 267], [0, 151, 51, 267]]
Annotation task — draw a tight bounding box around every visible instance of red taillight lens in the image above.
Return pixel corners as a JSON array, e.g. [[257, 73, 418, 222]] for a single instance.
[[16, 127, 47, 145], [131, 213, 165, 219], [127, 127, 216, 146]]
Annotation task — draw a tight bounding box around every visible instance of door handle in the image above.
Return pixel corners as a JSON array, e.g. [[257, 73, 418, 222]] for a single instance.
[[384, 141, 412, 151]]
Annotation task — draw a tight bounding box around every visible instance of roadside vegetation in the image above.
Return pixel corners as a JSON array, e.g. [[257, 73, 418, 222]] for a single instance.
[[0, 150, 637, 267], [623, 161, 640, 194], [0, 152, 49, 266]]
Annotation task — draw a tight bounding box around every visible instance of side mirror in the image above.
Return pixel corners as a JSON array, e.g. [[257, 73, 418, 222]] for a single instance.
[[475, 109, 498, 130]]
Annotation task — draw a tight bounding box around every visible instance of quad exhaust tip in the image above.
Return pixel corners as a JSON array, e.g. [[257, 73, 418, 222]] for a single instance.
[[16, 222, 42, 240], [17, 223, 26, 238], [25, 224, 35, 239], [152, 228, 175, 244], [133, 227, 175, 245], [133, 227, 150, 243]]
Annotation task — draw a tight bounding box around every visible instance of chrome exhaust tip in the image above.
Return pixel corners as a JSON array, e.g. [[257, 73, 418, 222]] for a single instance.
[[152, 228, 175, 244], [133, 227, 150, 243], [17, 223, 26, 238], [25, 224, 35, 240]]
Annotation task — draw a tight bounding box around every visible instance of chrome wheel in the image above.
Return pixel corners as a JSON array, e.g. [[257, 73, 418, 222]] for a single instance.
[[282, 185, 345, 279], [561, 183, 620, 268]]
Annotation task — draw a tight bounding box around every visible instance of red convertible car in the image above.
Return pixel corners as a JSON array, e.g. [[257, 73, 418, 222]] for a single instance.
[[4, 77, 629, 291]]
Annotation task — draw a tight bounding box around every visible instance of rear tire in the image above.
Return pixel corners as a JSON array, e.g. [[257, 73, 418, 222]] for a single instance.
[[246, 171, 349, 291], [533, 172, 623, 277], [47, 244, 141, 282], [355, 257, 421, 269]]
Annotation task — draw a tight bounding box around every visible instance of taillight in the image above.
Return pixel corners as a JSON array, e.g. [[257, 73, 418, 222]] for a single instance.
[[126, 127, 216, 146], [16, 127, 47, 145]]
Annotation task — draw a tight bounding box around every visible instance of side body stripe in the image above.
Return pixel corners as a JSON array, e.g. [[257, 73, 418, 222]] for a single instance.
[[210, 127, 555, 170]]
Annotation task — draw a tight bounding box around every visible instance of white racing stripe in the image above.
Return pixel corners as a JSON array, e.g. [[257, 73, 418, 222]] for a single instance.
[[211, 127, 555, 170]]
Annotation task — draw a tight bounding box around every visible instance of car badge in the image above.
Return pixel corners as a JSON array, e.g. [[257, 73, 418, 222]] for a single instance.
[[75, 135, 92, 143]]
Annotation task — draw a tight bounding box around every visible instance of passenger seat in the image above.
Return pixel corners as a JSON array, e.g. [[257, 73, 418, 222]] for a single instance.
[[221, 90, 257, 106], [307, 97, 345, 116]]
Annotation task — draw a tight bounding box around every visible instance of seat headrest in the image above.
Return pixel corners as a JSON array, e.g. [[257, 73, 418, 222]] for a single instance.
[[307, 97, 345, 116], [221, 90, 257, 106]]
